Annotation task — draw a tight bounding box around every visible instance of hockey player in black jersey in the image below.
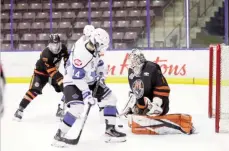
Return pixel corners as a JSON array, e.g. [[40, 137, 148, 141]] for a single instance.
[[123, 48, 170, 117], [14, 34, 69, 121], [0, 62, 6, 118]]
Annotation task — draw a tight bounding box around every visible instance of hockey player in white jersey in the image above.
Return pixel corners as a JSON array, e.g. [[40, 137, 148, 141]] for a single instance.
[[56, 25, 96, 119], [52, 28, 126, 147]]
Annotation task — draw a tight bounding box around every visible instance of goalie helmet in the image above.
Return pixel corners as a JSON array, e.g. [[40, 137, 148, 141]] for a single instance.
[[128, 48, 146, 76], [48, 34, 62, 54], [89, 28, 109, 52]]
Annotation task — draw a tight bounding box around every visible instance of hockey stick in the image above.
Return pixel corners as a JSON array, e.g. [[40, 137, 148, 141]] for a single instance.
[[63, 77, 101, 145], [116, 109, 124, 128]]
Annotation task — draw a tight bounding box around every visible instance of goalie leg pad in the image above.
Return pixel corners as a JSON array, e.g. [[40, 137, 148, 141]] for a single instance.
[[131, 114, 193, 135]]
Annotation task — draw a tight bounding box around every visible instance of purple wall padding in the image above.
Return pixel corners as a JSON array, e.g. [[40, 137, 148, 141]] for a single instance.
[[146, 0, 150, 48], [109, 0, 113, 49], [10, 0, 14, 50], [88, 0, 91, 24], [225, 0, 228, 44], [49, 0, 53, 33]]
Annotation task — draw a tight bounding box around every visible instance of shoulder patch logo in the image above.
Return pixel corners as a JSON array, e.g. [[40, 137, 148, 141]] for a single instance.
[[143, 72, 149, 76], [74, 59, 82, 66], [34, 82, 40, 87]]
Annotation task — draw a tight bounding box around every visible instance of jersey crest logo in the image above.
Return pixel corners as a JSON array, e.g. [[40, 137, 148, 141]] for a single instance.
[[132, 79, 144, 99], [74, 59, 82, 66]]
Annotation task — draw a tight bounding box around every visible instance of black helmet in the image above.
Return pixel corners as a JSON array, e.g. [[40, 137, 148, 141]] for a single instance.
[[48, 34, 61, 54], [49, 34, 60, 43]]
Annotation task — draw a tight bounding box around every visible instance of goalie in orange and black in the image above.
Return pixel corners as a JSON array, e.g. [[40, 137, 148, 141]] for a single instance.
[[14, 34, 69, 121], [122, 48, 193, 135], [124, 48, 170, 117]]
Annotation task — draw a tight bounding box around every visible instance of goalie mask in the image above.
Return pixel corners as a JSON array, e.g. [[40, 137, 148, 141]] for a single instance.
[[48, 34, 62, 54], [128, 48, 146, 76]]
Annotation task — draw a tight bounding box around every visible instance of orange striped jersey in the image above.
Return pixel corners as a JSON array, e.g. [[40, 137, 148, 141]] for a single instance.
[[35, 44, 69, 77], [128, 61, 170, 106]]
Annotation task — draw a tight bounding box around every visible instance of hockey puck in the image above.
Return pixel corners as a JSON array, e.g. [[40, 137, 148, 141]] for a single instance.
[[118, 124, 123, 128]]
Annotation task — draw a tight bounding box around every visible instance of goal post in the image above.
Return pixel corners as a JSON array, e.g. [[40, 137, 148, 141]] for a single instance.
[[208, 44, 229, 133]]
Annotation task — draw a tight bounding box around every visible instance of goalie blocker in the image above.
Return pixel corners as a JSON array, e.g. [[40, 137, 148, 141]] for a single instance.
[[128, 114, 194, 135]]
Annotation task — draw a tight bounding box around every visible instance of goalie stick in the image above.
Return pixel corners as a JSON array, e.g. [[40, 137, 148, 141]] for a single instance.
[[63, 77, 101, 145]]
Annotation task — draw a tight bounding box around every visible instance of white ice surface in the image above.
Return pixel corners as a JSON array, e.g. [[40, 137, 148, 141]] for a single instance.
[[1, 84, 229, 151]]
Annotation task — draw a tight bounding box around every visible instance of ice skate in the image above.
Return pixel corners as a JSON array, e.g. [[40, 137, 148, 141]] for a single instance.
[[51, 129, 67, 148], [13, 108, 23, 121], [104, 125, 126, 143]]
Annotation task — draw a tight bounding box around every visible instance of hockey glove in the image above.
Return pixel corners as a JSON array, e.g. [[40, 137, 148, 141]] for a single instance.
[[144, 97, 163, 116], [96, 75, 106, 87], [82, 90, 96, 106]]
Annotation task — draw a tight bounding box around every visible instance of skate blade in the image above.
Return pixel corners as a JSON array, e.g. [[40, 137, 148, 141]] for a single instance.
[[51, 139, 67, 148], [104, 135, 126, 143], [13, 117, 22, 122]]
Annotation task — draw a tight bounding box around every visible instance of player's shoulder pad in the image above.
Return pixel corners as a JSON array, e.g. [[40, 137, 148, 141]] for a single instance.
[[97, 59, 104, 67], [145, 61, 160, 71], [41, 47, 53, 62]]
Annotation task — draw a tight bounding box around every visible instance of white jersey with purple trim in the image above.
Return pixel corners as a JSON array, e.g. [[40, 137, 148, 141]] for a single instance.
[[63, 36, 105, 91]]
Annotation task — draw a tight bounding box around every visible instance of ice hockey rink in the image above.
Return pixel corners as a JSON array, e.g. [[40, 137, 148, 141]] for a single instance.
[[1, 83, 229, 151]]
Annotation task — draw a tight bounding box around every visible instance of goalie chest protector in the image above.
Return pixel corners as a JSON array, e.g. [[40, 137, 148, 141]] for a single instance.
[[128, 61, 162, 102]]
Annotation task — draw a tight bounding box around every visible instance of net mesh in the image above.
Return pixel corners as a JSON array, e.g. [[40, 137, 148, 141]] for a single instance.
[[218, 45, 229, 132], [211, 44, 229, 132]]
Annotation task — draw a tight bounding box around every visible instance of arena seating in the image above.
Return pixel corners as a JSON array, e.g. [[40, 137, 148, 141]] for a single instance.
[[1, 0, 169, 50]]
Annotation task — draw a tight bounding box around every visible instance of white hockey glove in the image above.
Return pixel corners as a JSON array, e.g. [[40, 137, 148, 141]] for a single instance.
[[82, 89, 96, 106], [144, 97, 163, 116], [121, 91, 137, 117]]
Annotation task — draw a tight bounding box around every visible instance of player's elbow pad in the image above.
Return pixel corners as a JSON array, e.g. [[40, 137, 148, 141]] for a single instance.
[[72, 65, 86, 79], [97, 60, 107, 76]]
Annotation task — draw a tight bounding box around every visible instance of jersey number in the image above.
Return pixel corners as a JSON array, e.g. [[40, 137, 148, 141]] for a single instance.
[[72, 68, 85, 79], [74, 71, 80, 78]]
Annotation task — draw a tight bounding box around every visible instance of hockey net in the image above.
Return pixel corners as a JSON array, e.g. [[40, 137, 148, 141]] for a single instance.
[[209, 44, 229, 133]]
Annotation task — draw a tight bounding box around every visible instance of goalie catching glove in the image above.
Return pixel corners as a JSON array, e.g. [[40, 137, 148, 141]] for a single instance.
[[144, 97, 163, 116], [121, 92, 163, 117]]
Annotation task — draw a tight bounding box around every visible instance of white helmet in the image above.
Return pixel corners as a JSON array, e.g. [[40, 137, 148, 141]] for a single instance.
[[83, 25, 95, 37], [90, 28, 110, 51]]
